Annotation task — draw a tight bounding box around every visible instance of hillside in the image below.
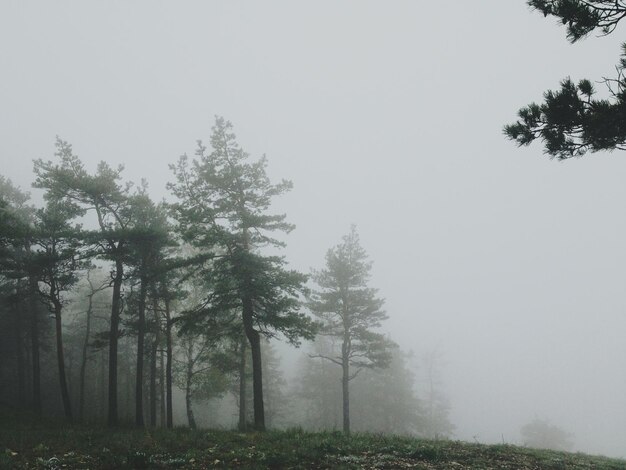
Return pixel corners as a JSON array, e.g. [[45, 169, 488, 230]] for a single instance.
[[1, 411, 624, 469]]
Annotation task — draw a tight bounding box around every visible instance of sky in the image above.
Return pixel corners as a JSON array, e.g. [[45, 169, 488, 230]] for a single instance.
[[2, 0, 626, 458]]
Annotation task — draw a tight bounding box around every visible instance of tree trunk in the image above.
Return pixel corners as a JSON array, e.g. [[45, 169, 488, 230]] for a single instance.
[[53, 299, 73, 421], [341, 342, 350, 434], [238, 334, 247, 431], [99, 348, 106, 421], [164, 295, 173, 429], [14, 301, 26, 409], [108, 258, 124, 427], [159, 349, 165, 427], [135, 272, 147, 427], [243, 296, 265, 431], [79, 289, 94, 421], [185, 341, 196, 430], [149, 291, 159, 427], [28, 276, 41, 417]]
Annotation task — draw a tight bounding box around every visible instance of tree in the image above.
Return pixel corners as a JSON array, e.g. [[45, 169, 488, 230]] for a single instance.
[[0, 177, 41, 414], [29, 200, 85, 420], [309, 226, 394, 434], [34, 138, 134, 426], [77, 268, 109, 421], [505, 1, 626, 158], [174, 332, 230, 429], [521, 418, 574, 451], [124, 189, 171, 427], [419, 349, 455, 439], [169, 117, 317, 431]]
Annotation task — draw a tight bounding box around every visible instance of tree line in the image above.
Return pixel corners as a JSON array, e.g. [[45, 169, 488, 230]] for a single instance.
[[0, 117, 453, 436]]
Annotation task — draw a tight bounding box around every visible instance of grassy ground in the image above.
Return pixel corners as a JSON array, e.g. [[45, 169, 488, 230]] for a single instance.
[[1, 410, 624, 469]]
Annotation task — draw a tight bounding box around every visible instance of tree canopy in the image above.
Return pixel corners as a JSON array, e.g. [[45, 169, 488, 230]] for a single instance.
[[505, 1, 626, 159]]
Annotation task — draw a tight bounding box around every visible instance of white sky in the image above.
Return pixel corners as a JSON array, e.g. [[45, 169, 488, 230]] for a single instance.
[[2, 0, 626, 458]]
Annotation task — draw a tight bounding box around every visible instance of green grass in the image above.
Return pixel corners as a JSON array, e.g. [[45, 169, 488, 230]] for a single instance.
[[1, 409, 624, 469]]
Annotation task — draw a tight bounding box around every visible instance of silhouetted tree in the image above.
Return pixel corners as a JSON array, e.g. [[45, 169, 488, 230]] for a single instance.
[[505, 1, 626, 158]]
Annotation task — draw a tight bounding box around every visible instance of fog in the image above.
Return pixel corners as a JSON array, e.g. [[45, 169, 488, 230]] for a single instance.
[[2, 0, 626, 458]]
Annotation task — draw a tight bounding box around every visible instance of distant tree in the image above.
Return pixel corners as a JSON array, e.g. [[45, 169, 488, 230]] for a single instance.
[[521, 418, 574, 451], [419, 349, 455, 439], [505, 1, 626, 158], [169, 117, 317, 430], [76, 268, 109, 421], [309, 226, 394, 434], [350, 348, 422, 435], [174, 332, 230, 429]]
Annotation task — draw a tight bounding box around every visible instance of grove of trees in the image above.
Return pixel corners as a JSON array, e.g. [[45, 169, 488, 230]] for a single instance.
[[0, 117, 453, 437]]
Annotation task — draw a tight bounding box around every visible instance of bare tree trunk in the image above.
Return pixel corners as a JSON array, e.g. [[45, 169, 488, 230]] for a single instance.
[[79, 286, 94, 421], [108, 258, 124, 427], [164, 295, 173, 429], [185, 340, 196, 430], [159, 349, 165, 427], [28, 276, 41, 417], [238, 334, 247, 431], [99, 348, 106, 421], [53, 298, 72, 421], [341, 340, 350, 435], [135, 272, 147, 427], [243, 296, 264, 431], [149, 291, 159, 427], [14, 301, 26, 409]]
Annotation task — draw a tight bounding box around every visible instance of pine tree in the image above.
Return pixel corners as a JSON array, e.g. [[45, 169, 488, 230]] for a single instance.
[[169, 117, 317, 430], [309, 226, 394, 434], [505, 1, 626, 158]]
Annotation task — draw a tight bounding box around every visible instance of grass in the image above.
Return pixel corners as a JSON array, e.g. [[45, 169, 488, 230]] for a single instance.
[[1, 409, 625, 469]]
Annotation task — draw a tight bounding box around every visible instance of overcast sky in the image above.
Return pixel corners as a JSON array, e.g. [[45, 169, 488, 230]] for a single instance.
[[2, 0, 626, 458]]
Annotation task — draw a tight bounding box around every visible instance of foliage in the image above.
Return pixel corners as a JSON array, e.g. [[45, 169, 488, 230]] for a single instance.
[[309, 226, 394, 374], [528, 1, 626, 42], [168, 117, 316, 346], [505, 1, 626, 158], [169, 116, 317, 429]]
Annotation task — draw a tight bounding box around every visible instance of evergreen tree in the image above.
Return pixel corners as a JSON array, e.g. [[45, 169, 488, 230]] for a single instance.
[[309, 226, 394, 434], [505, 1, 626, 158], [169, 117, 317, 430], [34, 138, 134, 426], [29, 200, 85, 420]]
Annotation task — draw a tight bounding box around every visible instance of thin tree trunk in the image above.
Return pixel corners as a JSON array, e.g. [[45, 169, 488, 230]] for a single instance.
[[149, 338, 157, 427], [185, 340, 196, 429], [108, 258, 124, 427], [341, 342, 350, 434], [14, 301, 26, 409], [100, 348, 106, 421], [159, 349, 165, 427], [28, 276, 41, 417], [238, 334, 247, 431], [79, 288, 94, 421], [164, 295, 173, 429], [135, 272, 147, 427], [149, 291, 159, 427], [53, 298, 73, 420]]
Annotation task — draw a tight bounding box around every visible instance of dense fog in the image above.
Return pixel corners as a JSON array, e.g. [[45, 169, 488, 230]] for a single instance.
[[2, 1, 626, 459]]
